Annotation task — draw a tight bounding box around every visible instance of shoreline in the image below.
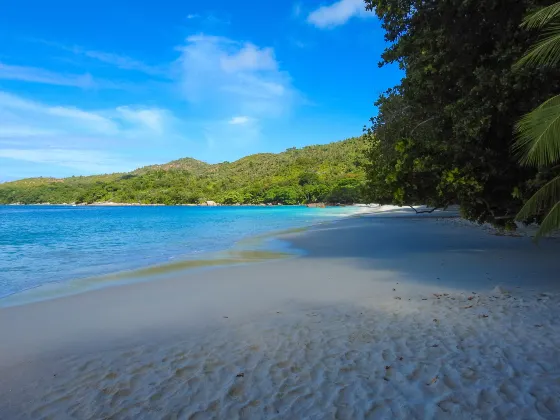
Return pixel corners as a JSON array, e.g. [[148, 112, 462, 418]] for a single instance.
[[2, 202, 366, 207], [2, 209, 559, 418]]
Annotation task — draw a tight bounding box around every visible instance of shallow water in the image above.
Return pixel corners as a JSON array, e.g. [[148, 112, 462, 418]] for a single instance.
[[0, 205, 359, 299]]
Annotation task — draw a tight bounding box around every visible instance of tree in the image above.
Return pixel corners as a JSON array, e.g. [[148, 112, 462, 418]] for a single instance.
[[221, 191, 247, 205], [365, 0, 560, 226], [364, 91, 480, 210], [328, 178, 363, 204], [514, 2, 560, 238]]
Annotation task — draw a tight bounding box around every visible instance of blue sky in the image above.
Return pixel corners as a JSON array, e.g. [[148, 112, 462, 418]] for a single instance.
[[0, 0, 401, 181]]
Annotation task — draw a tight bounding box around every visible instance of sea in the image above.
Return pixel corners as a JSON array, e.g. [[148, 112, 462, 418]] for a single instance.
[[0, 205, 363, 303]]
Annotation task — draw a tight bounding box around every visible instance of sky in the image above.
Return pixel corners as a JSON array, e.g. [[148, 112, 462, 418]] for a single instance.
[[0, 0, 401, 181]]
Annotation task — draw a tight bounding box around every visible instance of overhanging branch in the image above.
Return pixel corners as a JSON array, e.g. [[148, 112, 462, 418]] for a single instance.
[[409, 205, 439, 214]]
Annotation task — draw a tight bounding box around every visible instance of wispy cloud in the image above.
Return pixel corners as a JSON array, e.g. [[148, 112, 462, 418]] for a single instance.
[[201, 13, 231, 26], [293, 3, 302, 18], [2, 32, 301, 176], [0, 62, 96, 88], [0, 91, 118, 135], [0, 91, 184, 174], [288, 37, 308, 49], [183, 12, 230, 26], [205, 117, 261, 150], [0, 148, 132, 174], [307, 0, 369, 29], [81, 50, 167, 76], [34, 40, 167, 77], [0, 127, 59, 138], [116, 106, 170, 134]]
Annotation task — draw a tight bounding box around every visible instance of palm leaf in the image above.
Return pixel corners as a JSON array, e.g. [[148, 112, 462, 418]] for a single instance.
[[521, 2, 560, 29], [515, 2, 560, 240], [516, 176, 560, 240], [514, 94, 560, 167], [535, 201, 560, 239], [516, 175, 560, 220], [516, 25, 560, 68]]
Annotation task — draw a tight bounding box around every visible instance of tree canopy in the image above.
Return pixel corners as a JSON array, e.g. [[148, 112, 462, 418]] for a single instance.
[[364, 0, 560, 228]]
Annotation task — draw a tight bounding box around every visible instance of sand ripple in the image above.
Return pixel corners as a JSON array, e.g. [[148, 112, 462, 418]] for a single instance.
[[1, 290, 560, 419]]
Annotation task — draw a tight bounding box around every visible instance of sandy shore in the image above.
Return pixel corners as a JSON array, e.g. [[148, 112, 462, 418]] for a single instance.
[[1, 210, 560, 419]]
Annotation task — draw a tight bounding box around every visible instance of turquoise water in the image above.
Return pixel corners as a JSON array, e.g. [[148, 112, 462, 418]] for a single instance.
[[0, 205, 359, 300]]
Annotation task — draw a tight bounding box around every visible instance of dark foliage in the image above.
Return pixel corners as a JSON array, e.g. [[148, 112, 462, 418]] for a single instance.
[[364, 0, 560, 226]]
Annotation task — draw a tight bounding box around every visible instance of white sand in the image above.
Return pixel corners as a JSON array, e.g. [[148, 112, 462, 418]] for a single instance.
[[1, 210, 560, 419]]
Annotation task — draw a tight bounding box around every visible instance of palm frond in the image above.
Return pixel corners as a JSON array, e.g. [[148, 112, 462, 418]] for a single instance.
[[516, 25, 560, 68], [514, 94, 560, 167], [521, 2, 560, 29], [516, 175, 560, 221], [535, 201, 560, 239]]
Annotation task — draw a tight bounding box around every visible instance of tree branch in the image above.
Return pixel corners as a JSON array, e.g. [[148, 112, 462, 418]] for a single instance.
[[409, 205, 440, 214]]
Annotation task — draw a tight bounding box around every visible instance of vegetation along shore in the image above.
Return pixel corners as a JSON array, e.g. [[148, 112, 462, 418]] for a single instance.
[[0, 138, 366, 206]]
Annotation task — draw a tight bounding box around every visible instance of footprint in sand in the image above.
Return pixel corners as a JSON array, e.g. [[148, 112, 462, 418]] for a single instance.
[[381, 349, 392, 362], [174, 364, 198, 377], [407, 366, 422, 381], [443, 374, 457, 389], [111, 388, 132, 407], [499, 381, 518, 403]]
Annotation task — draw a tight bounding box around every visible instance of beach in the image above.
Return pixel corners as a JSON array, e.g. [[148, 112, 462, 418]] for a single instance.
[[1, 209, 560, 419]]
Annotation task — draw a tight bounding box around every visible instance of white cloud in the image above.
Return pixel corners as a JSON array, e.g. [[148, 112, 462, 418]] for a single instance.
[[228, 116, 251, 125], [116, 106, 169, 134], [176, 34, 297, 118], [172, 34, 299, 155], [0, 62, 96, 88], [220, 44, 277, 73], [307, 0, 369, 28], [0, 91, 183, 174]]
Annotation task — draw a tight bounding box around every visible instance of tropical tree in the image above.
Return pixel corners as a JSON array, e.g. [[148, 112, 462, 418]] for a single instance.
[[365, 0, 560, 228], [515, 2, 560, 238]]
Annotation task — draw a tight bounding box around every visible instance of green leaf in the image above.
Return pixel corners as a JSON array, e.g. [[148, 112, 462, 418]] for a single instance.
[[516, 25, 560, 68], [521, 3, 560, 30], [516, 174, 560, 220], [535, 201, 560, 240], [514, 94, 560, 167]]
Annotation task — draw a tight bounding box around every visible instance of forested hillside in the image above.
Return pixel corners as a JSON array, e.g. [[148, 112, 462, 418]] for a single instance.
[[0, 137, 367, 205]]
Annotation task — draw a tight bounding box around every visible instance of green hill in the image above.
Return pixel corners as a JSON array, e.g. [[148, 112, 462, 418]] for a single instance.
[[0, 137, 368, 205]]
